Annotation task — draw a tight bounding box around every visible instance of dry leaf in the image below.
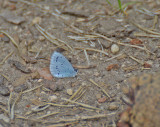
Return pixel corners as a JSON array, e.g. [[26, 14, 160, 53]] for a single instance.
[[0, 34, 4, 38], [37, 68, 53, 80], [129, 39, 143, 45], [106, 64, 119, 71], [143, 62, 151, 68]]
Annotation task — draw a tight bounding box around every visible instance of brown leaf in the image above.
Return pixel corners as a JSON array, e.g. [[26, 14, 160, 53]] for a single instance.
[[37, 68, 53, 80], [106, 64, 119, 71], [143, 62, 152, 68], [0, 34, 4, 38], [26, 104, 31, 108], [129, 39, 143, 45]]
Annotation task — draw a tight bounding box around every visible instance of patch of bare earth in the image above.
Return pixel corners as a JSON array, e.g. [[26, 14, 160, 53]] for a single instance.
[[0, 0, 160, 126]]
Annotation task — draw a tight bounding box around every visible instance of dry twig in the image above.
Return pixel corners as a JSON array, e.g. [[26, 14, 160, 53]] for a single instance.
[[75, 47, 108, 56], [62, 98, 101, 110], [89, 79, 110, 98], [131, 21, 160, 35], [0, 51, 14, 66], [118, 42, 154, 55], [0, 31, 20, 51], [35, 24, 73, 52]]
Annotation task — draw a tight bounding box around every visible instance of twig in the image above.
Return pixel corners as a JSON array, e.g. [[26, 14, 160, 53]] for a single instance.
[[84, 50, 90, 65], [19, 0, 42, 9], [73, 89, 87, 102], [69, 24, 84, 34], [92, 33, 115, 43], [0, 105, 8, 114], [0, 51, 14, 65], [62, 98, 101, 110], [35, 47, 42, 58], [75, 47, 108, 56], [44, 113, 116, 124], [0, 73, 10, 81], [152, 15, 158, 29], [98, 39, 104, 56], [129, 55, 144, 65], [131, 21, 160, 35], [105, 53, 123, 62], [122, 64, 139, 72], [65, 86, 84, 104], [73, 64, 96, 69], [10, 92, 22, 119], [46, 122, 78, 127], [68, 35, 97, 41], [135, 8, 155, 16], [36, 112, 60, 120], [16, 115, 44, 122], [0, 31, 20, 51], [118, 42, 154, 55], [31, 104, 50, 112], [8, 92, 13, 117], [35, 24, 73, 52], [16, 113, 115, 124], [22, 84, 43, 94], [134, 32, 160, 38], [46, 103, 75, 107], [89, 79, 110, 98]]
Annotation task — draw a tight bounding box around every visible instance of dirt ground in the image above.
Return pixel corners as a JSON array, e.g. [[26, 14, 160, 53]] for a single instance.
[[0, 0, 160, 127]]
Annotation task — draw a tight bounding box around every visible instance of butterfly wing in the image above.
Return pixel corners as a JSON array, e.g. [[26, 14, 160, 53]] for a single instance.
[[50, 51, 77, 78]]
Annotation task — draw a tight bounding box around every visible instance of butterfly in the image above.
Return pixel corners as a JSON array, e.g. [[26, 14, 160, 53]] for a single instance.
[[50, 51, 78, 78]]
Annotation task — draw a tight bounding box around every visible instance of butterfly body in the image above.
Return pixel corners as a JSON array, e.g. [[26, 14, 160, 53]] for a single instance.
[[50, 51, 78, 78]]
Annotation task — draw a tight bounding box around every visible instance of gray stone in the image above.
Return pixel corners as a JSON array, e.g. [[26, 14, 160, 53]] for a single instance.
[[0, 86, 10, 96]]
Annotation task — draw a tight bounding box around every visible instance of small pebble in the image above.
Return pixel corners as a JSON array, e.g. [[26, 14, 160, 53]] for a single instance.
[[32, 17, 42, 25], [0, 86, 10, 96], [13, 26, 18, 31], [38, 36, 45, 41], [108, 103, 119, 110], [94, 72, 100, 77], [37, 79, 43, 83], [111, 44, 119, 54], [14, 84, 28, 93], [49, 95, 58, 102], [66, 88, 73, 96]]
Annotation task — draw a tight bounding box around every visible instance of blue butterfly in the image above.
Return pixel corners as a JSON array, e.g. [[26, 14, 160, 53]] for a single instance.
[[50, 51, 78, 78]]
